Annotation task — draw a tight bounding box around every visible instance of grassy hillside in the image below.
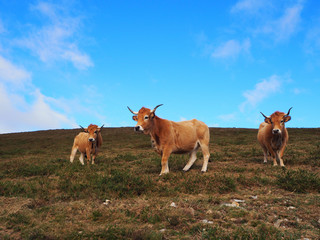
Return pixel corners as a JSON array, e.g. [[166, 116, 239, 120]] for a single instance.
[[0, 127, 319, 239]]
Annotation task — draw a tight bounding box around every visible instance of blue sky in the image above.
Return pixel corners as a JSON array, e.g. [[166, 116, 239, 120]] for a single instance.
[[0, 0, 319, 133]]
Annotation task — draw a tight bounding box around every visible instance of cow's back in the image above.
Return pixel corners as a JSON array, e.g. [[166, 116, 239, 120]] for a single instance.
[[74, 132, 89, 153]]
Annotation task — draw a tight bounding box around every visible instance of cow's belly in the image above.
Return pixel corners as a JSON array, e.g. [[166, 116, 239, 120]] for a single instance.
[[172, 149, 191, 154], [172, 141, 198, 154]]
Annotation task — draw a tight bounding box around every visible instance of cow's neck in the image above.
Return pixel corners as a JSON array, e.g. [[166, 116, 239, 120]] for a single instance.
[[91, 141, 97, 152], [271, 126, 285, 150], [150, 116, 163, 146]]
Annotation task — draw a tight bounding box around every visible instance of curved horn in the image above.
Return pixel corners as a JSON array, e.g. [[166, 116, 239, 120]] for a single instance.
[[151, 104, 163, 113], [286, 107, 293, 116], [127, 106, 138, 115], [260, 112, 269, 119]]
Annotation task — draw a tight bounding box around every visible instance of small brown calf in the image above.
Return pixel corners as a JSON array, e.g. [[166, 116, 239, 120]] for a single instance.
[[70, 124, 103, 165]]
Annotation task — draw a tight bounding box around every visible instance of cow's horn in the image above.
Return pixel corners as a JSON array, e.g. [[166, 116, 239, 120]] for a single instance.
[[286, 107, 293, 116], [79, 125, 86, 131], [127, 106, 138, 115], [260, 112, 269, 119], [100, 124, 104, 129], [151, 104, 163, 113]]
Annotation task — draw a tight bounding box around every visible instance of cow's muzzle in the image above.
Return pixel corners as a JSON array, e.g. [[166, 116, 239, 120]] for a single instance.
[[272, 129, 281, 135], [134, 125, 144, 132], [88, 138, 96, 142]]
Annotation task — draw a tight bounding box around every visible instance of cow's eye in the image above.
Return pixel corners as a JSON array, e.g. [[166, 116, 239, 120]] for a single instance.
[[144, 115, 149, 120], [280, 120, 284, 123], [94, 130, 97, 133]]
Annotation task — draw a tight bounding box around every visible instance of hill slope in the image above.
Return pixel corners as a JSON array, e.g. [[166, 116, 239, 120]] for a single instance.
[[0, 128, 320, 239]]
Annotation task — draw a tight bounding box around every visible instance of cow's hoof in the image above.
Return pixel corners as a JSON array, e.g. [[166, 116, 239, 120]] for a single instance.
[[159, 171, 169, 176]]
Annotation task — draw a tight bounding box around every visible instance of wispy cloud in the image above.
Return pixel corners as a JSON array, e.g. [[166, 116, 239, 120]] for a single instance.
[[230, 0, 266, 14], [211, 38, 251, 59], [0, 84, 77, 133], [0, 55, 31, 88], [180, 117, 187, 121], [240, 75, 283, 112], [304, 20, 320, 55], [16, 1, 93, 70], [231, 0, 304, 42], [256, 1, 304, 42], [0, 55, 77, 133]]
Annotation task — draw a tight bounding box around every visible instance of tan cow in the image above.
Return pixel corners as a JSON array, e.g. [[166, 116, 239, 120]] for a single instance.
[[128, 104, 210, 175], [257, 108, 292, 167], [70, 124, 103, 165]]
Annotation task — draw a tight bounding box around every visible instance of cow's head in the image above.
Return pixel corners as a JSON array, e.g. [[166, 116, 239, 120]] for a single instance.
[[127, 104, 163, 134], [80, 124, 104, 142], [260, 107, 292, 135]]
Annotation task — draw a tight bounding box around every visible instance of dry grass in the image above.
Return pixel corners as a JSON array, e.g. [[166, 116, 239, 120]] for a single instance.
[[0, 127, 319, 239]]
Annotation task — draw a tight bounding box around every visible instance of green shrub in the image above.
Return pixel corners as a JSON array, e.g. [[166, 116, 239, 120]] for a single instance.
[[276, 169, 320, 193], [94, 169, 154, 198]]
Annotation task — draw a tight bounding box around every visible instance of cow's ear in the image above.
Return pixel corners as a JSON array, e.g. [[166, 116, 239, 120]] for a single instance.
[[283, 115, 291, 122], [132, 116, 138, 121], [150, 112, 155, 119], [264, 118, 272, 124]]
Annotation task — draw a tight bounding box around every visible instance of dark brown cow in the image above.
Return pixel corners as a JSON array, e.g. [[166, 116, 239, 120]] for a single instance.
[[257, 108, 292, 167], [70, 124, 103, 165], [128, 104, 210, 175]]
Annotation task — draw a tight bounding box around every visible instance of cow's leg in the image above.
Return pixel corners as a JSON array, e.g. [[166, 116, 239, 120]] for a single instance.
[[86, 149, 91, 165], [200, 143, 210, 173], [279, 145, 286, 167], [91, 146, 97, 164], [160, 149, 171, 176], [261, 145, 268, 163], [70, 146, 77, 163], [277, 150, 285, 167], [271, 151, 278, 166], [183, 147, 198, 172], [79, 153, 85, 165], [266, 146, 277, 166]]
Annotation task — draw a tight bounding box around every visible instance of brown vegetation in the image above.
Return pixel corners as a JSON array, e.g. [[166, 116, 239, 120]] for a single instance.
[[0, 127, 319, 239]]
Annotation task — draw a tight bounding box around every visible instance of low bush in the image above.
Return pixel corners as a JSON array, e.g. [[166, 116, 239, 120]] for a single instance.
[[276, 169, 320, 193]]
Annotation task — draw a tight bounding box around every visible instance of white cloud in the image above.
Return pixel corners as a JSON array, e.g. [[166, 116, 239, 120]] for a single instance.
[[0, 55, 31, 88], [180, 117, 187, 121], [16, 2, 93, 70], [258, 1, 304, 41], [0, 55, 77, 133], [211, 39, 250, 59], [209, 123, 219, 127], [231, 0, 266, 14], [0, 84, 77, 133], [240, 75, 282, 112]]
